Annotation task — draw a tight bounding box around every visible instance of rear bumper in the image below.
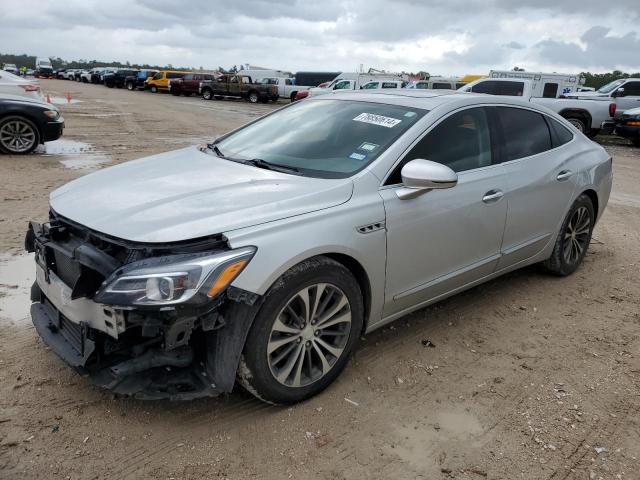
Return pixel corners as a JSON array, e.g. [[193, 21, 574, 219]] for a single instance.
[[616, 124, 640, 139]]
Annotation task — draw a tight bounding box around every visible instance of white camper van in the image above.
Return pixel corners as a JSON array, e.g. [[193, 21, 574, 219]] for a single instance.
[[487, 70, 585, 98], [305, 72, 405, 97]]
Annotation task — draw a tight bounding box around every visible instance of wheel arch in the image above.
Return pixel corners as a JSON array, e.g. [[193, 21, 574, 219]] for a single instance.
[[581, 188, 599, 221], [322, 253, 372, 333], [559, 108, 592, 127]]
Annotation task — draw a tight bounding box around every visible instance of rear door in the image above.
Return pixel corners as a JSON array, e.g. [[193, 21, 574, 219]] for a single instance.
[[381, 106, 508, 317], [491, 106, 577, 268]]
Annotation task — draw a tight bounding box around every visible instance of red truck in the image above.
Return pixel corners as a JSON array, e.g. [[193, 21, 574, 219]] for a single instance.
[[168, 73, 216, 97]]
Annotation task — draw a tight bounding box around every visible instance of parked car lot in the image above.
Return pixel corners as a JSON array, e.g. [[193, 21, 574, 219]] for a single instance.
[[0, 79, 639, 480]]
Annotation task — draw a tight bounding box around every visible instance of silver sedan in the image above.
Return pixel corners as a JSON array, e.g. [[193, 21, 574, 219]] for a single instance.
[[28, 91, 612, 404]]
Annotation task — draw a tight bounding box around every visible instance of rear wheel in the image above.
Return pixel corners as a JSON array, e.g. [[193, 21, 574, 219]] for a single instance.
[[237, 257, 363, 404], [0, 116, 40, 154], [183, 91, 192, 97], [564, 116, 587, 134], [248, 91, 259, 103], [171, 89, 181, 96], [543, 194, 595, 276], [202, 89, 213, 100], [150, 85, 158, 93], [126, 81, 135, 91]]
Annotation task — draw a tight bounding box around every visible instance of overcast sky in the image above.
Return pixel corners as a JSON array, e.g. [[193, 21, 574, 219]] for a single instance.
[[1, 0, 640, 75]]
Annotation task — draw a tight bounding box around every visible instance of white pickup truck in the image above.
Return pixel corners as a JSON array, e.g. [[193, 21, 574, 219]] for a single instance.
[[256, 77, 311, 102], [459, 78, 616, 137], [564, 78, 640, 117]]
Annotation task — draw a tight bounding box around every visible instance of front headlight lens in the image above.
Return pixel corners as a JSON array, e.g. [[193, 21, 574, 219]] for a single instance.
[[43, 109, 59, 120], [94, 246, 256, 307]]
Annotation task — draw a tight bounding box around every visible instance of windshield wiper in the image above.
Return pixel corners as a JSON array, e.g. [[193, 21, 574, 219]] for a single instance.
[[245, 158, 301, 175]]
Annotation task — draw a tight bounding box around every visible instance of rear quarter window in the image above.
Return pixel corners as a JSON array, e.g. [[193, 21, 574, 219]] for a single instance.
[[546, 116, 575, 147]]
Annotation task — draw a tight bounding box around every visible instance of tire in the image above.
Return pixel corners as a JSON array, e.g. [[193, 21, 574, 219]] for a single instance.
[[0, 116, 40, 154], [543, 194, 595, 276], [631, 138, 640, 148], [248, 91, 259, 103], [150, 85, 158, 93], [126, 81, 134, 91], [564, 116, 587, 134], [183, 91, 192, 97], [171, 89, 181, 96], [202, 89, 212, 100], [237, 256, 364, 405]]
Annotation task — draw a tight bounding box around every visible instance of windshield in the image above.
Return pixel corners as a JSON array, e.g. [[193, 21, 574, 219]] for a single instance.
[[215, 99, 426, 178], [597, 79, 625, 93]]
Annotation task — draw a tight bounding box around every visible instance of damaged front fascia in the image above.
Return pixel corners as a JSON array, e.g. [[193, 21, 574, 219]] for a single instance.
[[27, 210, 265, 399]]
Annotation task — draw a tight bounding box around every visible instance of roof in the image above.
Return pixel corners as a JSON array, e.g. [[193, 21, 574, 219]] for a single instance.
[[309, 89, 536, 111]]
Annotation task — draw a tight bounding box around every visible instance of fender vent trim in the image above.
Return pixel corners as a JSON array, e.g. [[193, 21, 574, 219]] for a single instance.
[[356, 221, 385, 234]]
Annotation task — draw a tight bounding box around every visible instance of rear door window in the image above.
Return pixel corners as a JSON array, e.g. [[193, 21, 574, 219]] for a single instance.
[[381, 82, 398, 88], [167, 72, 184, 79], [495, 107, 552, 161], [432, 82, 452, 89]]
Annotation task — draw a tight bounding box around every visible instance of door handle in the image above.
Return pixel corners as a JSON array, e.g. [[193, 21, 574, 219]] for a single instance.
[[482, 189, 504, 203], [556, 170, 573, 181]]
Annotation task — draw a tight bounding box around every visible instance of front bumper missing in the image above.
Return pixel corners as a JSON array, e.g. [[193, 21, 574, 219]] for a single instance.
[[27, 219, 262, 400]]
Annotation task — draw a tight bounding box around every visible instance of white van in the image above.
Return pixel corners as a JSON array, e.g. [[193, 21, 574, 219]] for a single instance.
[[307, 72, 405, 97], [405, 77, 465, 90], [487, 70, 585, 98]]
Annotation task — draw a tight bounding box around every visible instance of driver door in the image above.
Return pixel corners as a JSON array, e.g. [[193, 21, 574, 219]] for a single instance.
[[380, 106, 508, 317]]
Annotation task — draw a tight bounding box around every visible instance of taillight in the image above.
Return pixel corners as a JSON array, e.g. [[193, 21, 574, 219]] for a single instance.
[[609, 103, 616, 117], [20, 84, 40, 92], [296, 90, 309, 100]]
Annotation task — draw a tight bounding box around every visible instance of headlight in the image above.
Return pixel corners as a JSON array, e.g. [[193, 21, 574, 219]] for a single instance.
[[94, 247, 256, 307], [43, 110, 59, 120]]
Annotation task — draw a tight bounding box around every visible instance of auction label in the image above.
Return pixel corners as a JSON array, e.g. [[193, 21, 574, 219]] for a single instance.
[[353, 113, 402, 128]]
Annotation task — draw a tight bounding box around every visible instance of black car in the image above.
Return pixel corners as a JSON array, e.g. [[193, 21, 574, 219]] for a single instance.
[[0, 95, 64, 154], [124, 69, 158, 91], [104, 69, 139, 88], [616, 108, 640, 147]]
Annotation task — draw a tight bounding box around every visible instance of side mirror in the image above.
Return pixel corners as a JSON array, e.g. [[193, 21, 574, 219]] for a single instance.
[[614, 87, 625, 97], [396, 159, 458, 200]]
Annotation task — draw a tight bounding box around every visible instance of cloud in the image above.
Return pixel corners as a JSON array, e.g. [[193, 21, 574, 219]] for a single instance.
[[535, 26, 640, 70], [0, 0, 639, 74]]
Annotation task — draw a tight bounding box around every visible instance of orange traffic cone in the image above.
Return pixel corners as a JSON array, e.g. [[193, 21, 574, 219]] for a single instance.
[[65, 92, 71, 103], [46, 94, 52, 103]]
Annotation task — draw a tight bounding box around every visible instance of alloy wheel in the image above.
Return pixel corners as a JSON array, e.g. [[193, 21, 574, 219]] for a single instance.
[[0, 119, 37, 153], [563, 206, 591, 264], [267, 283, 352, 388]]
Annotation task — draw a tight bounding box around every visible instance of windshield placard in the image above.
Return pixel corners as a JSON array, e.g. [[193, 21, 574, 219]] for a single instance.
[[353, 113, 402, 128]]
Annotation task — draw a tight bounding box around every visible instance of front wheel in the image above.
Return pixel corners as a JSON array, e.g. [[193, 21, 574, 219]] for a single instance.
[[126, 81, 134, 91], [237, 257, 363, 404], [0, 116, 40, 154], [202, 89, 212, 100], [150, 85, 158, 93], [543, 194, 595, 276]]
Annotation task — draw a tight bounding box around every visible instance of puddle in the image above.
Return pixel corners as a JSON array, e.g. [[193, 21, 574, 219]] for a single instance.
[[0, 254, 35, 326], [39, 139, 110, 170], [47, 96, 82, 105]]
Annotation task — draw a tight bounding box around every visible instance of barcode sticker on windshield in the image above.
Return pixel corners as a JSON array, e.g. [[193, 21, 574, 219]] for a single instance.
[[353, 113, 402, 128]]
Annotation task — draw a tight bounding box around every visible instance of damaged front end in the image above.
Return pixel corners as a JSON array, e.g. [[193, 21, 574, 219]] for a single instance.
[[25, 211, 260, 400]]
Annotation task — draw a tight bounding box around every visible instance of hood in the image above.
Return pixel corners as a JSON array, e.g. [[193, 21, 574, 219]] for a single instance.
[[50, 146, 354, 243]]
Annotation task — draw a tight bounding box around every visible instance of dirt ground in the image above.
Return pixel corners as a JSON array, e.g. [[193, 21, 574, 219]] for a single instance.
[[0, 79, 639, 480]]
